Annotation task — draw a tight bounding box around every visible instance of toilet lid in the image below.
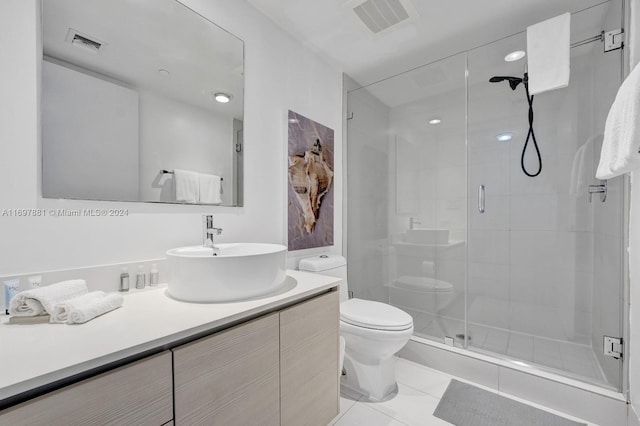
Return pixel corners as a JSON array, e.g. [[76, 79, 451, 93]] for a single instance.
[[340, 298, 413, 331]]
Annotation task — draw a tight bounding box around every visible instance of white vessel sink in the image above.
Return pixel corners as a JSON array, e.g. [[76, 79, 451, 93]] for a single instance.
[[166, 243, 288, 302], [404, 228, 449, 245]]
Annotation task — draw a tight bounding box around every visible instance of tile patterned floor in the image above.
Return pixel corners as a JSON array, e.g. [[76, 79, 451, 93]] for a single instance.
[[329, 358, 598, 426]]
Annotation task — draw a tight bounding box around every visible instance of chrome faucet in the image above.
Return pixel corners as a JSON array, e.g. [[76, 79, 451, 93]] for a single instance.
[[409, 217, 422, 230], [203, 215, 222, 249]]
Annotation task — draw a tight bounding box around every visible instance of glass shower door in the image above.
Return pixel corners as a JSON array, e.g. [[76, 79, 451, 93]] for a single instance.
[[346, 53, 467, 344], [466, 0, 624, 390]]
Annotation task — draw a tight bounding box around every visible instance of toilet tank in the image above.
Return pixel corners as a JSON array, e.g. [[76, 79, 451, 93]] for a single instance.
[[299, 255, 348, 302]]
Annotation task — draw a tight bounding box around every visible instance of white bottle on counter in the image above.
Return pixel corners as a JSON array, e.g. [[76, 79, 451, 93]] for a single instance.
[[150, 264, 159, 287], [136, 265, 145, 289], [119, 267, 130, 292]]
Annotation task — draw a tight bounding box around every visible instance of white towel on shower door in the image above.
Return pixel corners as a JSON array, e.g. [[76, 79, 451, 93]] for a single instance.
[[527, 13, 571, 95]]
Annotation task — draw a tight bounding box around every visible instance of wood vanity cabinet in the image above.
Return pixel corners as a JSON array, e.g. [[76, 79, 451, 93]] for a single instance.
[[0, 289, 339, 426], [280, 290, 340, 426], [0, 351, 173, 426], [173, 312, 281, 425], [173, 290, 340, 426]]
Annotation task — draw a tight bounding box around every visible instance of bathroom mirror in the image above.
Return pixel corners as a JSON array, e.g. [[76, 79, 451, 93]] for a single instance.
[[41, 0, 244, 206]]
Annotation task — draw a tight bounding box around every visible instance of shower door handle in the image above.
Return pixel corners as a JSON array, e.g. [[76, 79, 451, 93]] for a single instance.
[[478, 185, 485, 213]]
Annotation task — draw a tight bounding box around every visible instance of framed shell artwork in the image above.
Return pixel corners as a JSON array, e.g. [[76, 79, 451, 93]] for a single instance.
[[287, 110, 334, 250]]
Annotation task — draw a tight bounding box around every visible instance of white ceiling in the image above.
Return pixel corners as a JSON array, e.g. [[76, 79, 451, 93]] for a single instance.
[[247, 0, 610, 86]]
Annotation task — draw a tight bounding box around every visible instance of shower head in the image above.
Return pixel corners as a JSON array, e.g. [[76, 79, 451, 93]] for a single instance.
[[489, 75, 523, 90]]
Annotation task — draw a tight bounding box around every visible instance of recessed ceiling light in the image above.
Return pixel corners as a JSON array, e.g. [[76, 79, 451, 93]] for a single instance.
[[213, 92, 232, 103], [504, 51, 526, 62], [158, 69, 170, 76], [496, 132, 514, 142], [429, 118, 441, 125]]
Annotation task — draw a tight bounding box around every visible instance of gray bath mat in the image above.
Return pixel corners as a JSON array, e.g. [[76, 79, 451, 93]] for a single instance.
[[433, 380, 586, 426]]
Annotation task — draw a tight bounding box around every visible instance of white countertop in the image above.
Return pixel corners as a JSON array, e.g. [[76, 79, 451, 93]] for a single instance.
[[0, 270, 340, 404]]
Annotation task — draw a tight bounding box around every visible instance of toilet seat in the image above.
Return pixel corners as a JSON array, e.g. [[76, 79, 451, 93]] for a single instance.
[[340, 298, 413, 331]]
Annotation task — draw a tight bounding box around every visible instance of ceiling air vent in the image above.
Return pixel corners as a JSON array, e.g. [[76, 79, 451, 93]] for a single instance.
[[352, 0, 413, 34], [65, 29, 104, 54]]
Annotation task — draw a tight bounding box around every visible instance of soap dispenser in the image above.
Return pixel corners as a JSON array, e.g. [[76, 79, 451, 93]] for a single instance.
[[119, 267, 130, 292], [150, 264, 159, 286], [136, 265, 146, 289]]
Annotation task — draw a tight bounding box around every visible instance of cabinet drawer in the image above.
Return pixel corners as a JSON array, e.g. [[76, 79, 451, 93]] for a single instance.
[[280, 290, 340, 426], [173, 313, 280, 425], [0, 351, 173, 426]]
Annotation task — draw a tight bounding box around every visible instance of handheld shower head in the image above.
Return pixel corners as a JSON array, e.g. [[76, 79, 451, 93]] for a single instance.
[[488, 72, 541, 177], [489, 75, 524, 90]]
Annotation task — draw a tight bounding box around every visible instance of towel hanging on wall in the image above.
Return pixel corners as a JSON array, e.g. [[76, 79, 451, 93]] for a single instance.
[[596, 62, 640, 179]]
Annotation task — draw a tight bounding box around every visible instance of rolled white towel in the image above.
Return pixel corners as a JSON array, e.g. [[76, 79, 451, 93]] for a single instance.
[[9, 280, 88, 317], [50, 291, 105, 324], [52, 292, 124, 325]]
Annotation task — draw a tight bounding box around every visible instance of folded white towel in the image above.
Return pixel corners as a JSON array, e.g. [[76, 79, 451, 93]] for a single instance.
[[199, 173, 222, 204], [527, 13, 571, 96], [51, 291, 124, 324], [9, 280, 88, 317], [174, 169, 200, 203], [595, 63, 640, 179]]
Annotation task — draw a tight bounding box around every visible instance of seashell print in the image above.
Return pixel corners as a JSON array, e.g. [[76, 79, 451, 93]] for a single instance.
[[288, 139, 333, 233], [287, 110, 334, 250]]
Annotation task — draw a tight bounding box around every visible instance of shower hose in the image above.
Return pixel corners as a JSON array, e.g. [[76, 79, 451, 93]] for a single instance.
[[522, 73, 542, 177]]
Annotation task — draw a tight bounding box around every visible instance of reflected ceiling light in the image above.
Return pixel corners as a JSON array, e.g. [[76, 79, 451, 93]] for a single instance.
[[504, 50, 526, 62], [213, 92, 232, 103], [428, 118, 441, 125], [289, 118, 299, 123], [496, 132, 514, 142], [158, 69, 170, 76]]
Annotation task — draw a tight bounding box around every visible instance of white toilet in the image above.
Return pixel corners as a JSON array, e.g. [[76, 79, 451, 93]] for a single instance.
[[299, 255, 414, 402]]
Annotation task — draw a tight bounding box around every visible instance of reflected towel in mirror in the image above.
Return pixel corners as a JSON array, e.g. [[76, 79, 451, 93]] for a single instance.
[[174, 169, 200, 203], [199, 173, 222, 204]]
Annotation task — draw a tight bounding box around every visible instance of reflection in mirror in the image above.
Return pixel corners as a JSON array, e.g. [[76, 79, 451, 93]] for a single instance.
[[41, 0, 244, 206]]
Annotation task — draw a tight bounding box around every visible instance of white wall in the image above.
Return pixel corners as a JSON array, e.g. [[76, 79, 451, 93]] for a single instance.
[[0, 0, 342, 276], [138, 91, 233, 205], [41, 60, 140, 201]]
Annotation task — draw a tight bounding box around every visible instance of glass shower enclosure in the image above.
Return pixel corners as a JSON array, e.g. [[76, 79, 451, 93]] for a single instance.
[[346, 0, 625, 391]]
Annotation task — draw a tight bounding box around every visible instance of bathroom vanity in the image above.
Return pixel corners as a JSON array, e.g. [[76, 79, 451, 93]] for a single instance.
[[0, 271, 340, 425]]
